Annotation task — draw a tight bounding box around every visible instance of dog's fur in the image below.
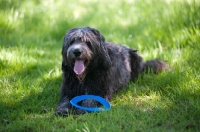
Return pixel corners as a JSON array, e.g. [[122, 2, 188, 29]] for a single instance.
[[55, 27, 167, 116]]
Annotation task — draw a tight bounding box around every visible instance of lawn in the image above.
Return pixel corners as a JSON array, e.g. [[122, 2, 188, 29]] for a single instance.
[[0, 0, 200, 131]]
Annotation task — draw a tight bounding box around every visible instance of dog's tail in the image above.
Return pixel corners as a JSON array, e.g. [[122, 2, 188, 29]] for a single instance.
[[142, 60, 168, 74]]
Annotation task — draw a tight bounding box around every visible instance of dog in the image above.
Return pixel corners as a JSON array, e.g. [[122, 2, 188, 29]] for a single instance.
[[55, 27, 167, 116]]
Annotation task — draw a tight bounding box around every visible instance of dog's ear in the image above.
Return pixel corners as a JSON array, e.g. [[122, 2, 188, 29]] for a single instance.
[[91, 28, 112, 69], [61, 60, 67, 71], [61, 34, 70, 71], [61, 50, 68, 71]]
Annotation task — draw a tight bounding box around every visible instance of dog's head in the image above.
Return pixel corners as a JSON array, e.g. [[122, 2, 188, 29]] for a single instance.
[[62, 27, 111, 81]]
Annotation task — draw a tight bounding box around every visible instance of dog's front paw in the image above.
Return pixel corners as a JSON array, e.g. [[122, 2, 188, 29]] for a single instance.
[[55, 107, 71, 116], [55, 102, 72, 116]]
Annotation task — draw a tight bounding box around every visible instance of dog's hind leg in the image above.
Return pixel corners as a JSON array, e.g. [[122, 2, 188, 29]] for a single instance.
[[129, 49, 168, 82], [129, 49, 143, 82]]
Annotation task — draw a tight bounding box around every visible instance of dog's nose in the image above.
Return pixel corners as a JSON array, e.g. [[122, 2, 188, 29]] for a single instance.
[[73, 49, 81, 57]]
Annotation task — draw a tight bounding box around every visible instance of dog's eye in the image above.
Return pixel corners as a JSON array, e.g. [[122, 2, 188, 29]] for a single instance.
[[86, 42, 92, 49], [69, 40, 74, 45]]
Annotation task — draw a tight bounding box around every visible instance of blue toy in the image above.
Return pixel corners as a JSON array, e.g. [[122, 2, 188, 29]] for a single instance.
[[70, 95, 111, 112]]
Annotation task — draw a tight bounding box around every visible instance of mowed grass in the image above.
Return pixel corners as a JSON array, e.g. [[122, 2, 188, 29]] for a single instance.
[[0, 0, 200, 131]]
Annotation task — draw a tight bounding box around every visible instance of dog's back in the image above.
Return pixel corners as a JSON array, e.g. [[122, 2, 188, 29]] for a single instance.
[[105, 42, 167, 84]]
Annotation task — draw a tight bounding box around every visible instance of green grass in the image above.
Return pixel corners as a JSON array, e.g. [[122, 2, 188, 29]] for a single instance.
[[0, 0, 200, 131]]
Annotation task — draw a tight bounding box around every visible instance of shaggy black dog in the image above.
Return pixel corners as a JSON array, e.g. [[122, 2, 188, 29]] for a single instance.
[[55, 27, 167, 116]]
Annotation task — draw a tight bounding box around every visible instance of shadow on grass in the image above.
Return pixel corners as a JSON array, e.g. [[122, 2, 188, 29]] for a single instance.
[[109, 103, 199, 131], [0, 63, 61, 123], [112, 69, 200, 129]]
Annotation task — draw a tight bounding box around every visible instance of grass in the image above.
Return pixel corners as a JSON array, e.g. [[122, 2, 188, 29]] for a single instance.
[[0, 0, 200, 131]]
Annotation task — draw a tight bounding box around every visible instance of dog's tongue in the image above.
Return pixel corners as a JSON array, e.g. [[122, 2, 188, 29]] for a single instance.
[[74, 60, 85, 75]]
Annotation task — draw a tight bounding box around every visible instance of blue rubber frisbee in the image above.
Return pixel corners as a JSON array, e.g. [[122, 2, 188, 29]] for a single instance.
[[70, 95, 111, 112]]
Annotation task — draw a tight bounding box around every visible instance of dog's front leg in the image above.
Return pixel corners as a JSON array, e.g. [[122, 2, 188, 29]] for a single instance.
[[55, 78, 75, 116]]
